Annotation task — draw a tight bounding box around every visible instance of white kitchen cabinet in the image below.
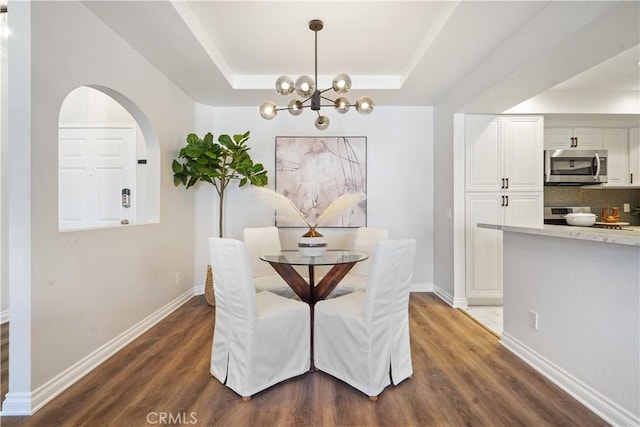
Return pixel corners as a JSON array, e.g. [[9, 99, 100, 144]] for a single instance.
[[630, 127, 640, 185], [544, 127, 603, 149], [465, 192, 543, 304], [464, 114, 543, 304], [466, 115, 543, 192], [603, 128, 629, 186]]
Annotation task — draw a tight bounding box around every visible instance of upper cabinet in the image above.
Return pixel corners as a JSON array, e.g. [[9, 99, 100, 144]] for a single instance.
[[603, 128, 629, 186], [630, 127, 640, 185], [544, 128, 603, 150], [466, 115, 543, 193]]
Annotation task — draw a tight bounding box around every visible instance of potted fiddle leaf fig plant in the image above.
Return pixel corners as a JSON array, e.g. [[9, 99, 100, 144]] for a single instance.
[[172, 131, 268, 237], [172, 131, 268, 307]]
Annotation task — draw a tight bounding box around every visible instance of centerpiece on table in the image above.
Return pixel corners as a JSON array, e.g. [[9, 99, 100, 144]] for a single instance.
[[254, 187, 366, 257]]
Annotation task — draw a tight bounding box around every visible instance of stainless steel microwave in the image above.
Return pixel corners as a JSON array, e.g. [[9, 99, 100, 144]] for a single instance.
[[544, 149, 607, 185]]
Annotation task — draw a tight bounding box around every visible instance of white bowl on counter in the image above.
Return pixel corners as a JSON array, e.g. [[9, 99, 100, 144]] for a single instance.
[[564, 213, 597, 227]]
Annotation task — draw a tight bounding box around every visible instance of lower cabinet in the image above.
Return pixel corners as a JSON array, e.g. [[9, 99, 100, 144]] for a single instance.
[[465, 192, 542, 304]]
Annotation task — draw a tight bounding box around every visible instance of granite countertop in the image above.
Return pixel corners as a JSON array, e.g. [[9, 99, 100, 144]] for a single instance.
[[477, 223, 640, 247]]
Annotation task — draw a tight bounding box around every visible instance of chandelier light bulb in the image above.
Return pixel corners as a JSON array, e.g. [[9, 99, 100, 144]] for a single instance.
[[315, 115, 330, 130], [332, 73, 352, 94], [334, 97, 350, 114], [355, 96, 375, 115], [275, 76, 295, 96], [295, 75, 315, 97], [287, 99, 304, 116], [259, 102, 277, 120]]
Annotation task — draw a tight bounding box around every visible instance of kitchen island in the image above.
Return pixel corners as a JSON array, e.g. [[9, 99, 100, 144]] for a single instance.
[[477, 223, 639, 426]]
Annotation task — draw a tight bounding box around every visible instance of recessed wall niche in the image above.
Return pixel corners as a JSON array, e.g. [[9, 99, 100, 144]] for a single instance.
[[58, 86, 159, 230]]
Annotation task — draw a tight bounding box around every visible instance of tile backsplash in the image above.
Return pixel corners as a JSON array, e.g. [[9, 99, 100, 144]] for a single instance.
[[544, 187, 640, 225]]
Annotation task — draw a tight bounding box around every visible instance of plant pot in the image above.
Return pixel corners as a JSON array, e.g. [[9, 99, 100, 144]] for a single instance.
[[298, 227, 327, 257]]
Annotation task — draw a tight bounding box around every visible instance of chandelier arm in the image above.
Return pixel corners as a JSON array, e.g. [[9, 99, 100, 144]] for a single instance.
[[320, 95, 338, 103], [274, 104, 313, 112]]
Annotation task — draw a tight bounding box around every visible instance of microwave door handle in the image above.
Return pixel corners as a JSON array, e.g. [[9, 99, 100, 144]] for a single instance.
[[592, 153, 601, 179], [545, 151, 551, 182]]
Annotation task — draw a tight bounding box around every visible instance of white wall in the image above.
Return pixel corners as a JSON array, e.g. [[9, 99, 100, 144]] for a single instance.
[[5, 1, 196, 413], [502, 231, 640, 426], [1, 30, 7, 320], [192, 105, 434, 290]]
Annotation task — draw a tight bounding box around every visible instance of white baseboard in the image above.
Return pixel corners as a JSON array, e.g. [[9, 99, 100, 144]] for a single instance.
[[193, 284, 204, 295], [1, 288, 195, 416], [0, 392, 33, 416], [1, 309, 8, 324], [501, 332, 639, 427], [432, 285, 454, 306]]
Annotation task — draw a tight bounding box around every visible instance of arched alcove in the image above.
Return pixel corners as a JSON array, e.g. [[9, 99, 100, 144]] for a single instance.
[[58, 85, 159, 230]]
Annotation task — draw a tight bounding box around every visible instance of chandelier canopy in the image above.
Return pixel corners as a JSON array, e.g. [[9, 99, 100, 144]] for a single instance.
[[259, 19, 374, 130]]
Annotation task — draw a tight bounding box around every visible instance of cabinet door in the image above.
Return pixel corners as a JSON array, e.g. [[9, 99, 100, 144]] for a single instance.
[[466, 116, 502, 192], [603, 128, 629, 186], [544, 128, 604, 149], [503, 192, 543, 227], [573, 128, 603, 149], [465, 194, 503, 303], [544, 128, 573, 149], [630, 127, 640, 185], [504, 116, 543, 192]]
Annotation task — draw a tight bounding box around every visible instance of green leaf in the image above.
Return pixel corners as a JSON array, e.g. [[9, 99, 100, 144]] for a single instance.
[[186, 133, 200, 145], [218, 134, 232, 147], [203, 133, 214, 145]]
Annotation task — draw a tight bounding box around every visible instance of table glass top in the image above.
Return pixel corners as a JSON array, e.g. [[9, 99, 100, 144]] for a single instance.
[[260, 249, 368, 266]]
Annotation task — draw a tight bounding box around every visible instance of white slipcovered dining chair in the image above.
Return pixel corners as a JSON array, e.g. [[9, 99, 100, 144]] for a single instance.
[[209, 237, 310, 400], [314, 238, 416, 400], [337, 227, 389, 291], [243, 226, 290, 292]]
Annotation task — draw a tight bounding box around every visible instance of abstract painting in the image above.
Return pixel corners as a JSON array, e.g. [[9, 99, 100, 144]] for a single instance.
[[275, 136, 367, 227]]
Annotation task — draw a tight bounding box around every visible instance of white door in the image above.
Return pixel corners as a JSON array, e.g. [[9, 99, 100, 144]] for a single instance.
[[59, 127, 136, 229], [603, 128, 629, 186], [573, 128, 604, 149], [465, 193, 503, 303], [504, 116, 543, 192], [465, 115, 503, 192], [503, 192, 543, 227]]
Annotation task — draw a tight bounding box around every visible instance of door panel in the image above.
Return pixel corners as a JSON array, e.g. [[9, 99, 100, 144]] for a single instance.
[[59, 127, 135, 229]]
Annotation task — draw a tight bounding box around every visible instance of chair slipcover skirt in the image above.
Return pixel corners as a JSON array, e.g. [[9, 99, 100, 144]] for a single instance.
[[314, 239, 415, 398], [209, 238, 310, 399]]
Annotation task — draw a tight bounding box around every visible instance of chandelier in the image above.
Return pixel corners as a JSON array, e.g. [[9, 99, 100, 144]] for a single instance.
[[259, 19, 374, 130]]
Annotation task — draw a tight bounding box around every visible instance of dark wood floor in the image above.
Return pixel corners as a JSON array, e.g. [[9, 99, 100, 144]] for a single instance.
[[1, 321, 7, 408], [0, 293, 607, 426]]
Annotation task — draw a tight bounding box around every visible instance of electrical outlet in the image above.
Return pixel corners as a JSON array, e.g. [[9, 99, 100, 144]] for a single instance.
[[624, 203, 630, 213], [529, 311, 539, 330], [176, 272, 181, 285]]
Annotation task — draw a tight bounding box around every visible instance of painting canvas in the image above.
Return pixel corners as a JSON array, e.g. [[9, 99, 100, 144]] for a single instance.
[[275, 136, 367, 227]]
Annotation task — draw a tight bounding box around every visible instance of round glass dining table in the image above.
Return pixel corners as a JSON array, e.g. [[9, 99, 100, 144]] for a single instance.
[[260, 250, 368, 304]]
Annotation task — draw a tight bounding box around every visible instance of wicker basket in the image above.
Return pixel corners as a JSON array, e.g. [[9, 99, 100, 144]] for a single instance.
[[204, 264, 216, 306]]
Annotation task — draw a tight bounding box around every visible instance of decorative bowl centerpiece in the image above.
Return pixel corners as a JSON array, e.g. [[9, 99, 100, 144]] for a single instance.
[[254, 188, 366, 257], [297, 227, 327, 257], [565, 213, 596, 227]]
